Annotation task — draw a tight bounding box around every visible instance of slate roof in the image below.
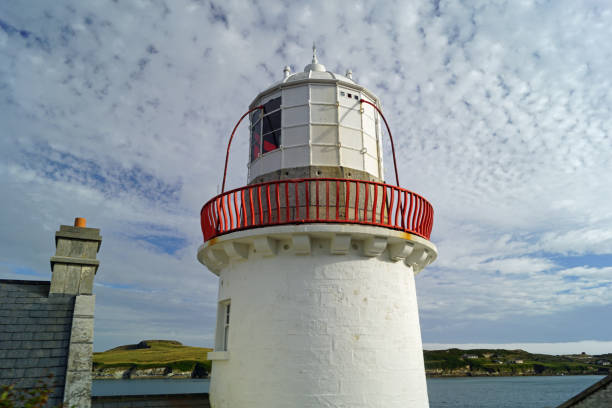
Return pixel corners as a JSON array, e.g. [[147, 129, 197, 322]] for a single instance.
[[0, 279, 74, 407]]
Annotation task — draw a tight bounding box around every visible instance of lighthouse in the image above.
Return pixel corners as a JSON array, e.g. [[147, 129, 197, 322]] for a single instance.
[[197, 48, 437, 408]]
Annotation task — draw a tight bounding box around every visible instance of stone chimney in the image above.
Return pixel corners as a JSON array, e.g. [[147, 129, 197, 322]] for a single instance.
[[50, 217, 101, 295], [49, 217, 101, 408]]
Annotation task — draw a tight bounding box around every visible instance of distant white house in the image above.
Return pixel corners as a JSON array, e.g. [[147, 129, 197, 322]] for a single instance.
[[463, 354, 479, 359], [596, 360, 611, 366]]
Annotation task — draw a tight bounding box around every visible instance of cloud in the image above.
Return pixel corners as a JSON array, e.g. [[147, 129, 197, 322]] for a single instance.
[[1, 0, 612, 350]]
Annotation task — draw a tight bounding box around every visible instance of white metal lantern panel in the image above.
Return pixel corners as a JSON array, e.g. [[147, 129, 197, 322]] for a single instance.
[[364, 153, 379, 175], [341, 147, 364, 171], [311, 105, 337, 124], [282, 126, 309, 147], [311, 145, 339, 166], [310, 84, 336, 103], [260, 149, 282, 175], [283, 146, 310, 168], [282, 85, 308, 107], [339, 127, 362, 150], [311, 125, 337, 145], [339, 106, 361, 130], [283, 106, 309, 127], [363, 134, 378, 158]]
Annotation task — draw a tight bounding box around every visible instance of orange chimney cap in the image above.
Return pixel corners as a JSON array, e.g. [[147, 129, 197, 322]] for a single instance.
[[74, 217, 87, 228]]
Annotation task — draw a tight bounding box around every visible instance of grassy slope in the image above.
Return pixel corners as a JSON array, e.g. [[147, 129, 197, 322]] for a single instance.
[[93, 341, 610, 377], [93, 340, 213, 372], [424, 348, 611, 376]]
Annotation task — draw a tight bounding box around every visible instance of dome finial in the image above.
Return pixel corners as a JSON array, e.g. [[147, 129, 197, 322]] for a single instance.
[[304, 42, 326, 72]]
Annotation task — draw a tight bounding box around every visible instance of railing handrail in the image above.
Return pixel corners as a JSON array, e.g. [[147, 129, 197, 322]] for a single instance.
[[200, 178, 434, 242], [203, 177, 432, 209]]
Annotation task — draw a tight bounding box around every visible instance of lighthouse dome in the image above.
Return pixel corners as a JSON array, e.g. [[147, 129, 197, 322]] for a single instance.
[[279, 67, 356, 86]]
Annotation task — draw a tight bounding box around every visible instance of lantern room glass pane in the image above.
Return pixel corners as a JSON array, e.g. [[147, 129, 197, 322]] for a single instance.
[[263, 96, 281, 113], [250, 119, 261, 161], [262, 111, 281, 135], [251, 96, 282, 162], [263, 131, 281, 153], [251, 109, 261, 123]]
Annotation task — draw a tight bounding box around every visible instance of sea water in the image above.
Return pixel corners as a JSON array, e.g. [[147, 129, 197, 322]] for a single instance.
[[92, 378, 209, 396], [92, 375, 603, 407], [427, 375, 604, 408]]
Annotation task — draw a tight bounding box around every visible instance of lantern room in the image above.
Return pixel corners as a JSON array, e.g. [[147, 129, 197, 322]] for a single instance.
[[247, 48, 385, 184]]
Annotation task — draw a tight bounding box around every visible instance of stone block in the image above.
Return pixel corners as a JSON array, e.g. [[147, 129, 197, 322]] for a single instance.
[[74, 295, 95, 316], [331, 234, 351, 254], [49, 264, 68, 294], [78, 266, 96, 294], [64, 370, 92, 408], [70, 317, 94, 343], [66, 342, 93, 371], [55, 236, 99, 260], [65, 265, 81, 294]]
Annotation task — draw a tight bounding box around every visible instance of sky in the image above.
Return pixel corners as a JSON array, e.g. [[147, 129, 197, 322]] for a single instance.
[[1, 0, 611, 354]]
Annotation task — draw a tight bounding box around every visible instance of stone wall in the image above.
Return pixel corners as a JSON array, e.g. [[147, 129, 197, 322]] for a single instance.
[[91, 393, 210, 407]]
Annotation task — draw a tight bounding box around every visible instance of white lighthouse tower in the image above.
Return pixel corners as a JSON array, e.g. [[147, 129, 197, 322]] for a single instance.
[[198, 48, 437, 408]]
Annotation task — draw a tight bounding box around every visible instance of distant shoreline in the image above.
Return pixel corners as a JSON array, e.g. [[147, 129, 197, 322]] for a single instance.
[[426, 373, 604, 378], [424, 348, 611, 378], [92, 341, 611, 380]]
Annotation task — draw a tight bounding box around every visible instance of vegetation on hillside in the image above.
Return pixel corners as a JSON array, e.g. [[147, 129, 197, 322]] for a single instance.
[[424, 348, 611, 377], [93, 340, 212, 378], [93, 340, 611, 379]]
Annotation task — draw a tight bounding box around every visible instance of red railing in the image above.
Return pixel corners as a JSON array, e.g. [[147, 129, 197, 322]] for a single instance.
[[200, 178, 434, 242]]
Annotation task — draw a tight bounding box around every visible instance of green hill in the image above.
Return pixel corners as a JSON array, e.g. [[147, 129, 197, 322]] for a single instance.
[[93, 340, 611, 379], [93, 340, 212, 378], [424, 348, 611, 377]]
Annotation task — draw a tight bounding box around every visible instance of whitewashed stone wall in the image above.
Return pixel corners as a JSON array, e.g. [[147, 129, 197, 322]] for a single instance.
[[208, 235, 430, 408]]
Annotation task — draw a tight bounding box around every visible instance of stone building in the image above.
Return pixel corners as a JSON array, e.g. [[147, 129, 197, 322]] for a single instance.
[[0, 218, 100, 407]]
